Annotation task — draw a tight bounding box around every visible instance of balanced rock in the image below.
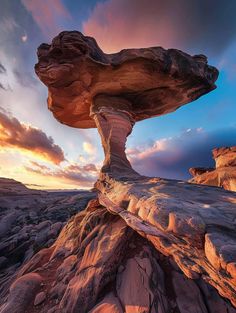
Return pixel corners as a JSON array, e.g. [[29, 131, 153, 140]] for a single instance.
[[7, 30, 230, 312], [35, 31, 218, 180]]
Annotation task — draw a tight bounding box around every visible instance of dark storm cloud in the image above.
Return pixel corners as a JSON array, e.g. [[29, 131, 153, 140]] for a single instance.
[[0, 110, 65, 164], [84, 0, 236, 57], [128, 127, 236, 180]]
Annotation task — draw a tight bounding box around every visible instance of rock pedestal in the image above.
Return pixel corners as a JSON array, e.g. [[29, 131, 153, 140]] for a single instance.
[[91, 95, 140, 180]]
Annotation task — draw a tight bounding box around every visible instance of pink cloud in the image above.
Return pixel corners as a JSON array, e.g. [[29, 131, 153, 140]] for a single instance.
[[22, 0, 71, 38], [127, 128, 236, 180], [83, 0, 175, 53], [25, 160, 98, 186], [83, 0, 236, 56]]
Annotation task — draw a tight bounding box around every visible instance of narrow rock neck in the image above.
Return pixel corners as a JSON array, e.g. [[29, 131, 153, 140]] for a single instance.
[[91, 96, 140, 180]]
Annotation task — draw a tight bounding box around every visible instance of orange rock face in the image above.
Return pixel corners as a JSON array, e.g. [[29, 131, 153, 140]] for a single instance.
[[14, 30, 234, 312], [1, 193, 236, 313], [190, 146, 236, 191], [35, 31, 218, 179], [35, 31, 218, 129]]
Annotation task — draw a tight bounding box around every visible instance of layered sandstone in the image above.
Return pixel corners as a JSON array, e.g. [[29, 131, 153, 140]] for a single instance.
[[190, 146, 236, 191], [35, 31, 218, 129], [5, 30, 231, 312], [35, 31, 218, 179], [1, 183, 236, 313]]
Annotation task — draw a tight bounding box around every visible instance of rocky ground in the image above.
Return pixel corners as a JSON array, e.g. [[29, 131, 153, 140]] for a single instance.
[[0, 176, 236, 313], [0, 178, 96, 311]]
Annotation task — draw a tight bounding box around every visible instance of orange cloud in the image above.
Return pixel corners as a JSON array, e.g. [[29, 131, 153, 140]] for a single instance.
[[25, 161, 98, 187], [83, 141, 96, 156], [22, 0, 71, 38], [0, 110, 65, 164]]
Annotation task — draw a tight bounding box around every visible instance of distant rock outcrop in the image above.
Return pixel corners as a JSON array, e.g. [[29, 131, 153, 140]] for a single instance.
[[189, 146, 236, 192], [0, 177, 38, 195]]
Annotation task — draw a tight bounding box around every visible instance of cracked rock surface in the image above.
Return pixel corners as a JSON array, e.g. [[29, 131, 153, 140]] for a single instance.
[[0, 178, 236, 313], [0, 178, 96, 309], [97, 175, 236, 308]]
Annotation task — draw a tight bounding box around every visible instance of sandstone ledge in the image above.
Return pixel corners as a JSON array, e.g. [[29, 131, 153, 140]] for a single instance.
[[1, 177, 236, 313], [97, 176, 236, 307]]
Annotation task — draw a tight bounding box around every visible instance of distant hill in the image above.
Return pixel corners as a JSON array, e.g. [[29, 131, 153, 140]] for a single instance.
[[0, 177, 40, 195]]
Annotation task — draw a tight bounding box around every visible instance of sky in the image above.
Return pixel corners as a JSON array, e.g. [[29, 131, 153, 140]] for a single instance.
[[0, 0, 236, 190]]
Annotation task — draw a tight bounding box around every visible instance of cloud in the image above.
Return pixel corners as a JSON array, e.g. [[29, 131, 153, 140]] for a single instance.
[[0, 110, 65, 164], [0, 63, 6, 74], [0, 61, 7, 90], [83, 141, 97, 156], [13, 69, 38, 87], [0, 83, 6, 91], [83, 0, 236, 56], [0, 0, 44, 88], [128, 127, 236, 180], [25, 160, 98, 186], [22, 0, 71, 38]]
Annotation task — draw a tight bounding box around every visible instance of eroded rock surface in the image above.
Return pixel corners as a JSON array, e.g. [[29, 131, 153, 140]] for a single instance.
[[0, 178, 96, 306], [35, 31, 218, 179], [97, 176, 236, 307], [14, 30, 235, 313], [1, 179, 236, 313], [190, 146, 236, 191], [35, 31, 218, 129]]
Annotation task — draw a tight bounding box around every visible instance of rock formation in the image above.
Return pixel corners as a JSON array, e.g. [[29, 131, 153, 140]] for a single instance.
[[1, 183, 236, 313], [1, 32, 236, 313], [35, 30, 218, 180], [190, 146, 236, 191]]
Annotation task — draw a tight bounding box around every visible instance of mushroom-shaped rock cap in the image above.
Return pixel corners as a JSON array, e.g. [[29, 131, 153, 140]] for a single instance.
[[35, 31, 218, 128]]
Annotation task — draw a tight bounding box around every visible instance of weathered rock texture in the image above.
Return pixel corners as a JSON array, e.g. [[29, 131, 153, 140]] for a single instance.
[[1, 188, 236, 313], [35, 31, 218, 179], [91, 96, 140, 179], [35, 31, 218, 128], [97, 176, 236, 308], [18, 30, 236, 312], [0, 178, 96, 308], [190, 146, 236, 191]]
